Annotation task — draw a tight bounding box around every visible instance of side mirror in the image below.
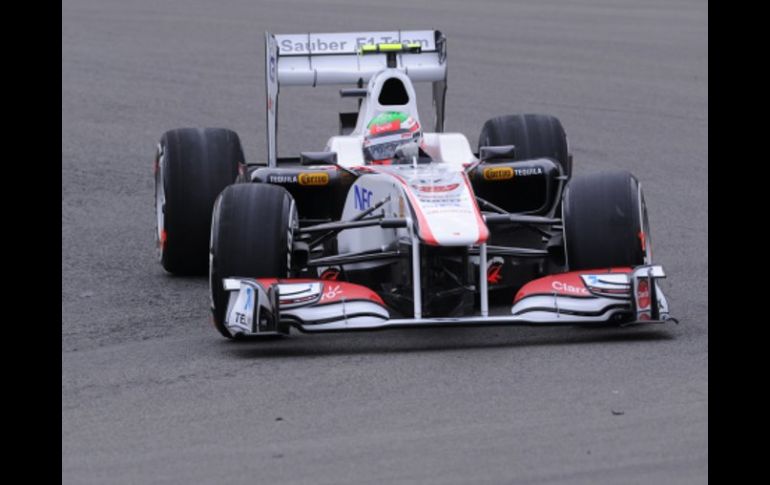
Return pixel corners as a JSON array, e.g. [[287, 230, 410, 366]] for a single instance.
[[300, 151, 338, 166], [339, 88, 368, 98], [479, 145, 516, 161]]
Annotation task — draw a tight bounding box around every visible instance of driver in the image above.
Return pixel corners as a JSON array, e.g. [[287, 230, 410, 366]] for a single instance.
[[362, 111, 431, 165]]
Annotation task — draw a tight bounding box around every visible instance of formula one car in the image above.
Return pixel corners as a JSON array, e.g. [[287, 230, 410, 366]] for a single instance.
[[154, 30, 675, 338]]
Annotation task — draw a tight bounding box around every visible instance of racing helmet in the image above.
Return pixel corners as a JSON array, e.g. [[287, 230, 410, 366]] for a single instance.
[[362, 111, 422, 164]]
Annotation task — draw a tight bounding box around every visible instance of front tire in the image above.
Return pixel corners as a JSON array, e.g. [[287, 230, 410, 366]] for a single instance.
[[155, 128, 243, 275], [562, 171, 651, 271], [209, 184, 297, 338]]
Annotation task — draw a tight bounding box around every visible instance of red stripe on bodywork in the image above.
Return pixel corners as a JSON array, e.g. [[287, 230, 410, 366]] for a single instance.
[[253, 278, 385, 306], [320, 281, 384, 304], [461, 171, 489, 244], [513, 267, 632, 303], [254, 278, 315, 286], [414, 183, 459, 193]]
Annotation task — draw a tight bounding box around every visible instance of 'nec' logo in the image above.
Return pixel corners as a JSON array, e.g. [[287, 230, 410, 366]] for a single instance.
[[354, 186, 373, 210]]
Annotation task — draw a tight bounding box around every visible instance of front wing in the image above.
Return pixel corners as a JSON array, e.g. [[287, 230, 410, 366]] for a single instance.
[[220, 265, 674, 337]]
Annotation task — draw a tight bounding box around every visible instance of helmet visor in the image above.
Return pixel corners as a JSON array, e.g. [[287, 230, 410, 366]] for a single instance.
[[363, 139, 406, 161], [364, 130, 420, 161]]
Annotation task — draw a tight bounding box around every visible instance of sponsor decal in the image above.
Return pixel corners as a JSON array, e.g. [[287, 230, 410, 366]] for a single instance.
[[281, 39, 350, 54], [320, 268, 341, 281], [232, 312, 249, 326], [483, 166, 514, 181], [551, 280, 590, 296], [416, 195, 464, 209], [322, 284, 343, 302], [413, 183, 459, 193], [229, 285, 254, 330], [515, 268, 632, 303], [311, 281, 385, 305], [298, 172, 329, 186], [487, 257, 504, 284], [268, 174, 297, 184], [370, 120, 401, 135], [280, 38, 351, 54], [354, 185, 374, 210], [636, 278, 650, 309], [353, 35, 430, 50], [278, 33, 432, 55], [244, 286, 253, 311], [513, 167, 543, 176]]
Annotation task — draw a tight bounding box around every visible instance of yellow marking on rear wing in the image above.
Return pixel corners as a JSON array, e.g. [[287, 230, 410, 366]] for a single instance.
[[359, 42, 423, 54]]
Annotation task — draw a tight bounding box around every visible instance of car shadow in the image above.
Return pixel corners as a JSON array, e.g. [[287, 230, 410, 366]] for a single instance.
[[223, 325, 675, 359]]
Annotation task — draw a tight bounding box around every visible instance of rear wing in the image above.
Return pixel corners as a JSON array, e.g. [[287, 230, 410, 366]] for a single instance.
[[264, 30, 447, 166]]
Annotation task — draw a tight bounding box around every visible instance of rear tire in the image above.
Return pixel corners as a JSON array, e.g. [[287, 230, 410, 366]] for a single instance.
[[478, 114, 571, 176], [562, 171, 651, 271], [209, 184, 297, 338], [155, 128, 244, 275]]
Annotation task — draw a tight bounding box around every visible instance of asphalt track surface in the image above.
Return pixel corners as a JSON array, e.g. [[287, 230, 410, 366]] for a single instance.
[[62, 1, 708, 483]]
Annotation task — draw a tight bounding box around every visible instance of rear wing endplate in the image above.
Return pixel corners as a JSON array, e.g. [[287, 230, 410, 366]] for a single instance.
[[264, 30, 448, 166]]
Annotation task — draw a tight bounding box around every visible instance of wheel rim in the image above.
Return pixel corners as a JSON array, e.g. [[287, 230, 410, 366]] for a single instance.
[[638, 183, 652, 265], [286, 198, 297, 277], [209, 195, 222, 312], [561, 195, 571, 270], [154, 144, 166, 261]]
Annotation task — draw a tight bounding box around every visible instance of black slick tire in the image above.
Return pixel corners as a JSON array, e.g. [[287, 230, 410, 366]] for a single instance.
[[209, 184, 296, 338], [562, 170, 651, 271], [155, 128, 243, 275], [478, 114, 571, 176]]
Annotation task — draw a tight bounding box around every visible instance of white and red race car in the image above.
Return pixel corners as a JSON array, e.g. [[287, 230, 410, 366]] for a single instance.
[[153, 30, 675, 338]]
